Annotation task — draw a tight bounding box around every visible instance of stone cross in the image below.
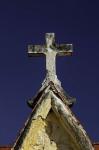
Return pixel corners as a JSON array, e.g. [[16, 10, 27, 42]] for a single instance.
[[28, 33, 73, 84]]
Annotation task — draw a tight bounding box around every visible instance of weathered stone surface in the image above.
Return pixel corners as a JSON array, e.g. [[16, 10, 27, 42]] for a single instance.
[[16, 112, 78, 150], [28, 33, 73, 85], [12, 90, 94, 150], [51, 92, 94, 150]]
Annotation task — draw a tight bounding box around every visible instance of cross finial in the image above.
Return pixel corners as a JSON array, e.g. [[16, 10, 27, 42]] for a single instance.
[[28, 33, 73, 85]]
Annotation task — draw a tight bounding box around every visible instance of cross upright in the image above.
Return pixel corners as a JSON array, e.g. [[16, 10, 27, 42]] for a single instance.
[[28, 33, 73, 84]]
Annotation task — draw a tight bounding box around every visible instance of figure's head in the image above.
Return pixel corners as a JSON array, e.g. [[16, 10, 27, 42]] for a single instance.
[[46, 33, 55, 48]]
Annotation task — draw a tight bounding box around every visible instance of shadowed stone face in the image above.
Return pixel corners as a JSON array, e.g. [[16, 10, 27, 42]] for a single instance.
[[28, 33, 73, 83]]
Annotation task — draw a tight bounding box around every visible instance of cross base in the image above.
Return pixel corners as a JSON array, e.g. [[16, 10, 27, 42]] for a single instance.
[[42, 74, 61, 89]]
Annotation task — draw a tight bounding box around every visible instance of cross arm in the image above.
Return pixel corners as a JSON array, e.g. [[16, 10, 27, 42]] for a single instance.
[[56, 44, 73, 56], [28, 45, 46, 56]]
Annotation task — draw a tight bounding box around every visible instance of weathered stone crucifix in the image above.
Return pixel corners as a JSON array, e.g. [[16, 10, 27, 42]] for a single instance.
[[28, 33, 73, 85]]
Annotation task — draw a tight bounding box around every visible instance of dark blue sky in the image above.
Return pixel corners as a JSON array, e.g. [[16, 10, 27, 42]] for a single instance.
[[0, 0, 99, 146]]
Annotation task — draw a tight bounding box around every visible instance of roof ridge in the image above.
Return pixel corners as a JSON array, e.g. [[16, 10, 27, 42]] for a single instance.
[[27, 81, 75, 109]]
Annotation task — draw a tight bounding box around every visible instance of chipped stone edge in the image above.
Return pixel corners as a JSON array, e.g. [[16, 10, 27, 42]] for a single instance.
[[51, 91, 94, 150]]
